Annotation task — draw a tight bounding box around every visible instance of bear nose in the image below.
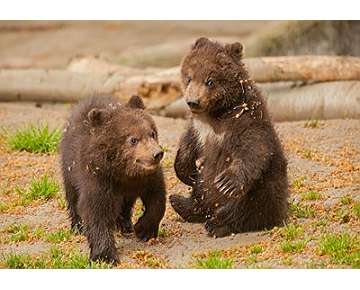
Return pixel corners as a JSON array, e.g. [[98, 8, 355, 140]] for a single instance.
[[186, 100, 200, 109], [153, 150, 164, 162]]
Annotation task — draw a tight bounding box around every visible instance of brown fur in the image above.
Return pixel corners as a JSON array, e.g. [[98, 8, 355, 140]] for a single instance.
[[170, 38, 289, 237], [60, 95, 166, 263]]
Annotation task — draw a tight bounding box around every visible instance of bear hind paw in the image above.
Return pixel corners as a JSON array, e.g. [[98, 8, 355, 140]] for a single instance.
[[169, 195, 206, 223]]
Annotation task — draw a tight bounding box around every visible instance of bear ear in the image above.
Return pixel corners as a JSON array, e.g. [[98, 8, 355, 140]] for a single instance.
[[127, 95, 145, 110], [87, 108, 109, 126], [192, 37, 209, 50], [225, 42, 244, 61]]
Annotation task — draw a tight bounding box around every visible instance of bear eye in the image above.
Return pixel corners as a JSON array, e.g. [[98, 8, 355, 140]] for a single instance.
[[185, 76, 192, 85], [151, 131, 157, 139], [129, 137, 139, 145], [205, 79, 214, 88]]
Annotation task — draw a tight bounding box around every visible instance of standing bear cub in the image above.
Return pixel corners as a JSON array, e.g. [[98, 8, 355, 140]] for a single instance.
[[170, 38, 289, 237], [60, 95, 166, 263]]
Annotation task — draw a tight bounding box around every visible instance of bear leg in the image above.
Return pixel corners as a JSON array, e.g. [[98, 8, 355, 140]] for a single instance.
[[63, 179, 83, 234], [78, 189, 119, 264], [117, 197, 135, 234], [85, 221, 118, 264], [135, 175, 166, 241]]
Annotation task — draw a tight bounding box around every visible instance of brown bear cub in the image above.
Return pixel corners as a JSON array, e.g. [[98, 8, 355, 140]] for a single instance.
[[60, 95, 166, 263], [170, 38, 289, 237]]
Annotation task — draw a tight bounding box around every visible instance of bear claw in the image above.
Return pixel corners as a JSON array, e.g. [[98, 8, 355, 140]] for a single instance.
[[90, 249, 118, 264]]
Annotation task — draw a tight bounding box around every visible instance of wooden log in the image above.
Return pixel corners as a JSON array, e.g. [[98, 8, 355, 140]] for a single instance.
[[162, 81, 360, 121], [69, 55, 360, 83], [263, 81, 360, 121], [0, 69, 123, 102], [0, 68, 181, 109], [247, 56, 360, 82], [1, 56, 360, 108]]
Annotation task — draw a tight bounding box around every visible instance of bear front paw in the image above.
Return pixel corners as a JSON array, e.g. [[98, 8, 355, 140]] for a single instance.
[[134, 220, 158, 241], [90, 248, 118, 264], [214, 169, 245, 198]]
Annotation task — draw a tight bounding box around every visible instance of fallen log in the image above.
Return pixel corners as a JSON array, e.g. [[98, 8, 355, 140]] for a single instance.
[[0, 69, 123, 102], [162, 81, 360, 121], [69, 55, 360, 83], [0, 68, 181, 109], [264, 81, 360, 121], [1, 56, 360, 116], [248, 56, 360, 82]]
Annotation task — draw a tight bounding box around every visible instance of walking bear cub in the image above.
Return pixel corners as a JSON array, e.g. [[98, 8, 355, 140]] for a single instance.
[[60, 95, 166, 263], [170, 37, 289, 237]]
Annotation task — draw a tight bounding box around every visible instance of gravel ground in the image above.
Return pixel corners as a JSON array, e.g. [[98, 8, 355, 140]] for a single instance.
[[0, 102, 359, 268]]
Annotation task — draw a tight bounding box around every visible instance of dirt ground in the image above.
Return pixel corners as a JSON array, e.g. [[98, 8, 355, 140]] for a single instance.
[[0, 102, 359, 268]]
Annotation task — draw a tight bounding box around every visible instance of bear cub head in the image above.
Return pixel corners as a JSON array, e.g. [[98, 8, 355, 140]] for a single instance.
[[86, 95, 164, 179], [181, 37, 249, 116]]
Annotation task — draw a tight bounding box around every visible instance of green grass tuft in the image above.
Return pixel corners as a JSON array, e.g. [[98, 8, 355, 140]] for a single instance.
[[249, 244, 263, 255], [46, 229, 72, 243], [281, 240, 307, 253], [157, 227, 168, 238], [280, 223, 304, 241], [245, 245, 264, 265], [3, 253, 38, 269], [195, 251, 233, 269], [7, 124, 61, 153], [17, 175, 59, 202], [340, 195, 353, 205], [0, 201, 10, 213], [32, 227, 46, 239], [289, 202, 315, 218], [302, 190, 321, 201], [143, 256, 164, 268], [50, 247, 87, 268], [6, 224, 30, 242], [318, 233, 359, 268], [2, 247, 112, 269], [4, 224, 75, 244], [291, 176, 307, 190]]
